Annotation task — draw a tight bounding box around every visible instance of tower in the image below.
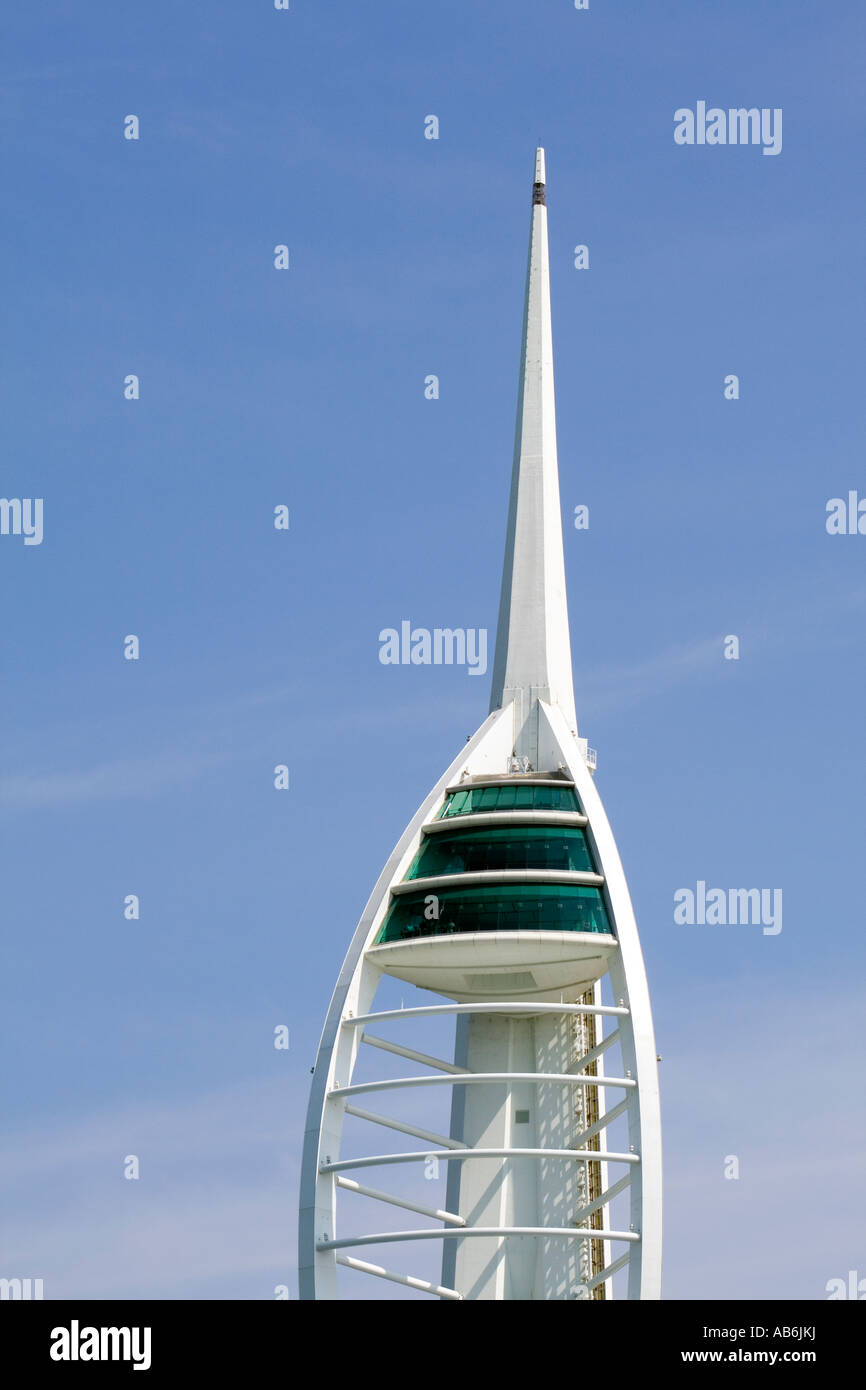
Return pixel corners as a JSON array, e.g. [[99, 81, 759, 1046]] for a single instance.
[[298, 149, 662, 1301]]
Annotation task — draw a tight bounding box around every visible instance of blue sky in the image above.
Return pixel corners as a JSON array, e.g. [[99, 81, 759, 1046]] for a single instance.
[[1, 0, 864, 1300]]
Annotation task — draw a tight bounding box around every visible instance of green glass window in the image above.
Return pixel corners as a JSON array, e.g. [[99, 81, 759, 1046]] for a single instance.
[[438, 783, 581, 817], [375, 883, 613, 945], [407, 825, 596, 878]]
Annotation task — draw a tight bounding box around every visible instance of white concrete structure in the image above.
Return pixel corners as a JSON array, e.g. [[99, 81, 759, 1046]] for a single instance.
[[299, 150, 662, 1301]]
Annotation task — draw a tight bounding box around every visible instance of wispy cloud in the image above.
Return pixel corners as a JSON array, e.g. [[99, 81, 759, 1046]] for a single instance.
[[577, 581, 866, 717], [0, 680, 478, 812], [659, 984, 866, 1299], [578, 636, 722, 715], [0, 1077, 300, 1299], [0, 750, 230, 810]]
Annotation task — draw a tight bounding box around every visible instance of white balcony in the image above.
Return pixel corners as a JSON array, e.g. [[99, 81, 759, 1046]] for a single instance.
[[576, 738, 598, 773]]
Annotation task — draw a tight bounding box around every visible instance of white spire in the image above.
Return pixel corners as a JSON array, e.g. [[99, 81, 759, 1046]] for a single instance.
[[489, 147, 577, 760]]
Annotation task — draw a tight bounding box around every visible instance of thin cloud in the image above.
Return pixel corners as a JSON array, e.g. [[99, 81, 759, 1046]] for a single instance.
[[0, 1077, 300, 1299], [0, 749, 229, 810], [577, 636, 722, 714]]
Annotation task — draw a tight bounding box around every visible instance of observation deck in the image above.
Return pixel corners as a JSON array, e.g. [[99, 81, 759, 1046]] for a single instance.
[[366, 771, 617, 1003]]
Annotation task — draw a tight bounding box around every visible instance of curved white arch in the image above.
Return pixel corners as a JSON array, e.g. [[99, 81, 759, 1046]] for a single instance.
[[539, 699, 663, 1299], [298, 706, 514, 1300], [298, 701, 662, 1300]]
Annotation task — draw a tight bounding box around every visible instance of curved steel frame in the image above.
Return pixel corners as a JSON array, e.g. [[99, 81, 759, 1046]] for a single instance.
[[298, 703, 662, 1300]]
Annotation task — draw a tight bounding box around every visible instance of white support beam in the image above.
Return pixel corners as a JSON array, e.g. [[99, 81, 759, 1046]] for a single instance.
[[330, 1071, 636, 1100], [586, 1250, 631, 1291], [320, 1226, 641, 1252], [361, 1031, 469, 1075], [572, 1097, 630, 1148], [345, 1001, 630, 1027], [321, 1148, 641, 1174], [391, 868, 604, 895], [568, 1028, 620, 1074], [444, 775, 574, 793], [421, 809, 588, 834], [336, 1175, 465, 1226], [336, 1255, 463, 1301], [343, 1103, 467, 1150], [572, 1173, 631, 1224]]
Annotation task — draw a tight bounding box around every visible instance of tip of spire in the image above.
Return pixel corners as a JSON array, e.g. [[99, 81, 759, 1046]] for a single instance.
[[533, 148, 546, 205]]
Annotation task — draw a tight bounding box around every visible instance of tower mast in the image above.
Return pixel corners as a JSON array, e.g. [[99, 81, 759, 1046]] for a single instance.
[[490, 148, 577, 765]]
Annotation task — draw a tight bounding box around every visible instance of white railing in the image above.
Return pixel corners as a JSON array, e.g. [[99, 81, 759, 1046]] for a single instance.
[[575, 737, 597, 771]]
